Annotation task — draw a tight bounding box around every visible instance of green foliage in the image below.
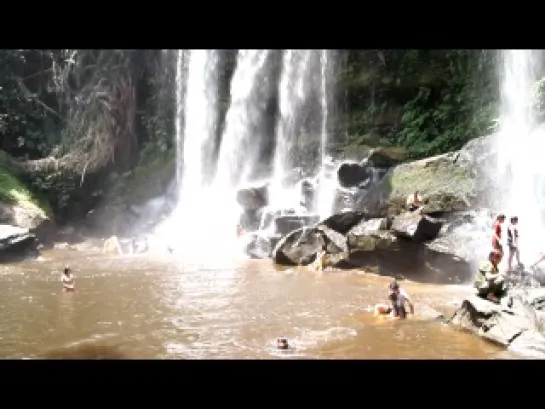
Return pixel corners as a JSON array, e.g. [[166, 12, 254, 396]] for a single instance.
[[342, 50, 501, 159]]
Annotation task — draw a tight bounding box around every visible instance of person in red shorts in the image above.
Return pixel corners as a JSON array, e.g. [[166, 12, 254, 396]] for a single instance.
[[492, 214, 506, 254]]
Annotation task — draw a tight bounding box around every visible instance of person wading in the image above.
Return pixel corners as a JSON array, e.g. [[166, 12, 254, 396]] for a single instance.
[[62, 267, 75, 292]]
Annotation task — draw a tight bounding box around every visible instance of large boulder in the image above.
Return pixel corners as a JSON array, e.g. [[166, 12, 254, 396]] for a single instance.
[[337, 162, 370, 189], [390, 212, 443, 242], [316, 225, 349, 265], [236, 183, 269, 211], [356, 146, 481, 218], [448, 290, 545, 358], [272, 227, 323, 266], [0, 224, 39, 262], [319, 211, 367, 235], [274, 214, 320, 236]]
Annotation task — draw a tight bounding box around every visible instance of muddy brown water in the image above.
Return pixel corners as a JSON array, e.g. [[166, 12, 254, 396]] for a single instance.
[[0, 248, 513, 359]]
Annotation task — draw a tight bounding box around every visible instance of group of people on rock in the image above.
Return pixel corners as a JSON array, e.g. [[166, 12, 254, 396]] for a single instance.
[[474, 213, 526, 304]]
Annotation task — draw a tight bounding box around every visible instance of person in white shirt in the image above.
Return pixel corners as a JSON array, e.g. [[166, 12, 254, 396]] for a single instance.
[[61, 266, 75, 292], [374, 280, 414, 319], [506, 216, 521, 272]]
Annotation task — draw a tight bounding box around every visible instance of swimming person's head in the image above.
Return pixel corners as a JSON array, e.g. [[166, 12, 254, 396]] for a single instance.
[[277, 337, 289, 350]]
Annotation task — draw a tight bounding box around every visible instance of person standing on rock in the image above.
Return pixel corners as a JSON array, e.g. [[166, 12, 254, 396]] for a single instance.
[[406, 190, 423, 212], [507, 216, 521, 272], [61, 266, 75, 292], [492, 214, 506, 254], [474, 250, 507, 303], [374, 280, 414, 319]]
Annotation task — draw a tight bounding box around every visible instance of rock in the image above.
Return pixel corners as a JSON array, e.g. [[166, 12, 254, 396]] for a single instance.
[[103, 235, 123, 255], [448, 292, 545, 357], [0, 165, 54, 243], [316, 225, 349, 265], [449, 296, 534, 347], [300, 178, 316, 210], [421, 210, 494, 283], [243, 232, 272, 259], [239, 208, 263, 232], [366, 147, 407, 168], [274, 214, 320, 236], [236, 183, 269, 211], [272, 227, 323, 266], [337, 162, 370, 189], [319, 211, 367, 235], [349, 217, 389, 235], [347, 230, 398, 252], [356, 148, 479, 218], [390, 213, 443, 242], [0, 224, 39, 261]]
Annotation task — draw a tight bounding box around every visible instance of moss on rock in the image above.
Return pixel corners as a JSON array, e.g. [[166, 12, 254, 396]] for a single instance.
[[0, 157, 52, 229], [358, 150, 477, 217]]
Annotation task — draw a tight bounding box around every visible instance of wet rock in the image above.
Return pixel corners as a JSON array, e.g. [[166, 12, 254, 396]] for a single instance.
[[274, 214, 320, 236], [448, 292, 545, 357], [390, 213, 443, 243], [366, 147, 407, 168], [272, 227, 324, 266], [243, 233, 272, 259], [317, 225, 349, 265], [337, 162, 370, 189], [0, 224, 39, 262], [300, 178, 316, 210], [236, 183, 269, 211], [239, 207, 268, 232], [319, 211, 367, 235]]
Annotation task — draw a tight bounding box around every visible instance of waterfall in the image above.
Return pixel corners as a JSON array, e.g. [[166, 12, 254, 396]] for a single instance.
[[214, 50, 273, 189], [495, 49, 545, 261]]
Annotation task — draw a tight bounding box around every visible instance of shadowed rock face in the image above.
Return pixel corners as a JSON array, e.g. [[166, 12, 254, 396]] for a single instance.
[[0, 224, 40, 262]]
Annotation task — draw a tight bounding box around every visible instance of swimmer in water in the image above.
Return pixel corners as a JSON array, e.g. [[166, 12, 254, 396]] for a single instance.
[[276, 337, 290, 350], [61, 266, 75, 292], [373, 280, 414, 319]]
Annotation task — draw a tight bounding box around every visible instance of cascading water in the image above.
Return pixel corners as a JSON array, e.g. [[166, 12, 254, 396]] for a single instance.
[[270, 50, 315, 211], [155, 50, 227, 260], [270, 50, 336, 219], [495, 49, 545, 262], [315, 49, 337, 220], [174, 50, 189, 189], [214, 50, 273, 189]]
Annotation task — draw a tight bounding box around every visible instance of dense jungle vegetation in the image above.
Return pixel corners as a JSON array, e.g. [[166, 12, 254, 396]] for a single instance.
[[1, 49, 544, 223]]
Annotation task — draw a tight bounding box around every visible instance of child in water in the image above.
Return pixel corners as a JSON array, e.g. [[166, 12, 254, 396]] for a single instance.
[[62, 267, 75, 292]]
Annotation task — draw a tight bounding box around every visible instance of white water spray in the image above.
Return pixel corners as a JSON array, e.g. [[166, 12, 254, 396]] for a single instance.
[[155, 50, 234, 261], [496, 49, 545, 262]]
